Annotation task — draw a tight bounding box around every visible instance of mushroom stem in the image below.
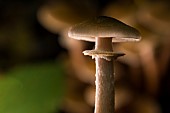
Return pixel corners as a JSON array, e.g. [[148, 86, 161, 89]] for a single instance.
[[94, 37, 115, 113], [95, 37, 113, 51]]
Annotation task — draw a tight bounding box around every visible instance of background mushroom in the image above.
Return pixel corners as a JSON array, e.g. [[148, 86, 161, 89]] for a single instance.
[[37, 1, 97, 84]]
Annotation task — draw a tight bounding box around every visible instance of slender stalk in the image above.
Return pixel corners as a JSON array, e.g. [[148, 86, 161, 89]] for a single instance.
[[94, 37, 115, 113]]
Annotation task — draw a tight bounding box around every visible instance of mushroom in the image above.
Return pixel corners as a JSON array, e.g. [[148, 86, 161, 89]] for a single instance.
[[68, 16, 141, 113], [37, 2, 97, 84]]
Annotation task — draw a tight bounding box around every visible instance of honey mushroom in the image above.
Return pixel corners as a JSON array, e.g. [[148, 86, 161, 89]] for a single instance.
[[68, 16, 141, 113]]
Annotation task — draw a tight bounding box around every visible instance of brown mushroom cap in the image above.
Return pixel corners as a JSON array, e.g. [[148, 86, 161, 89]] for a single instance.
[[68, 16, 141, 42]]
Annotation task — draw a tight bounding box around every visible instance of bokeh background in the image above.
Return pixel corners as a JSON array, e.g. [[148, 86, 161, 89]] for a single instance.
[[0, 0, 170, 113]]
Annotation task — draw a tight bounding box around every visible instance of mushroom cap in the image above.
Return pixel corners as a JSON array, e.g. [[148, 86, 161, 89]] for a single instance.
[[68, 16, 141, 42]]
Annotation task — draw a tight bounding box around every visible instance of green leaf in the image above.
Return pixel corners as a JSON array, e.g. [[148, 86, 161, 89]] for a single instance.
[[0, 61, 65, 113]]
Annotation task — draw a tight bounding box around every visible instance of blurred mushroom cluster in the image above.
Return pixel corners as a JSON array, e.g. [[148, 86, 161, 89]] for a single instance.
[[36, 0, 170, 113], [0, 0, 170, 113]]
